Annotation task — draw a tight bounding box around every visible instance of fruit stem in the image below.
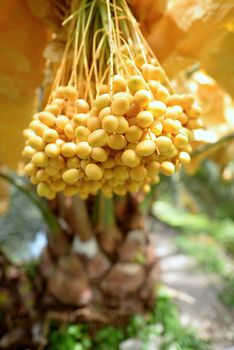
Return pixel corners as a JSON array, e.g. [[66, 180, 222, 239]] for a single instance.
[[106, 0, 114, 96], [98, 193, 116, 230], [73, 196, 93, 240]]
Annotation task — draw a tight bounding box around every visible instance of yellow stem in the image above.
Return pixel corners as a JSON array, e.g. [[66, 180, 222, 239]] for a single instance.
[[106, 0, 114, 96]]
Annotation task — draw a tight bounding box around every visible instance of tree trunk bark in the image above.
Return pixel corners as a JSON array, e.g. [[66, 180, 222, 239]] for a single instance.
[[39, 194, 160, 325], [0, 194, 160, 349]]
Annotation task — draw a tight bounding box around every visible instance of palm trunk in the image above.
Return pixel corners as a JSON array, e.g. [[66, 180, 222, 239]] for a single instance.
[[39, 194, 159, 325]]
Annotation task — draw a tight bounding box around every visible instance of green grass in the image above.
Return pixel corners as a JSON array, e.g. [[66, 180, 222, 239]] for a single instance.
[[152, 201, 234, 308], [219, 275, 234, 308], [175, 235, 226, 274], [48, 324, 92, 350], [47, 287, 209, 350], [152, 201, 234, 248]]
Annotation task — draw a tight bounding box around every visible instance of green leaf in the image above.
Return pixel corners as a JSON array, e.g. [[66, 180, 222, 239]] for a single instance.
[[0, 179, 45, 263]]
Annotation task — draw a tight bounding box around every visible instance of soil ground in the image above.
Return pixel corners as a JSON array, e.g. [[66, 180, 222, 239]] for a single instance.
[[152, 221, 234, 350]]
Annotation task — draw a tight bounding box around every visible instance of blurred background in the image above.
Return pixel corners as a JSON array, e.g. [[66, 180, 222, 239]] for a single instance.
[[0, 1, 234, 349]]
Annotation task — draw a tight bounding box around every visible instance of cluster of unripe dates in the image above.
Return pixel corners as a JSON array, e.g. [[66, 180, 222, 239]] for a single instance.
[[22, 62, 203, 199]]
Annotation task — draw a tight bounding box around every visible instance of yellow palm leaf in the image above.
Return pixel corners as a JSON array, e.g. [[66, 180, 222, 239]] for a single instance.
[[0, 0, 50, 169], [147, 0, 234, 98]]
